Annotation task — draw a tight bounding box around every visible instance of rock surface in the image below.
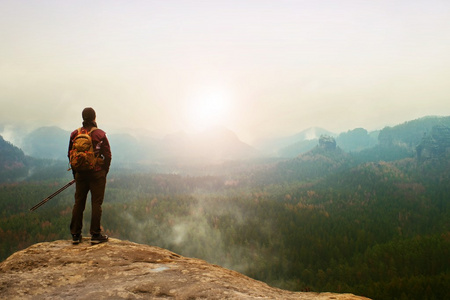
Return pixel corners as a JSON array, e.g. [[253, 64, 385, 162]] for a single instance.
[[0, 238, 370, 299]]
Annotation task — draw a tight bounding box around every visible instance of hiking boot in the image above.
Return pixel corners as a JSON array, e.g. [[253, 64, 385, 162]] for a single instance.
[[91, 233, 108, 244], [72, 234, 82, 245]]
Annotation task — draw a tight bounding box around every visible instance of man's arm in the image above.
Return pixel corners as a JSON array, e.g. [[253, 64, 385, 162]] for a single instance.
[[101, 135, 112, 174], [68, 131, 76, 177]]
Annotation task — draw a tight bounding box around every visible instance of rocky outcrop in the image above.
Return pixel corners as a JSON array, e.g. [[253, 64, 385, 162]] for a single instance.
[[0, 238, 370, 299], [318, 135, 337, 151], [416, 125, 450, 160]]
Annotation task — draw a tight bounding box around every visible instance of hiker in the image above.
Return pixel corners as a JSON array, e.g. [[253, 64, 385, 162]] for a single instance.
[[68, 107, 112, 245]]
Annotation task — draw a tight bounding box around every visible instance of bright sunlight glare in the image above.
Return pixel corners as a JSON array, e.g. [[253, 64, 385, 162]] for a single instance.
[[184, 89, 232, 133]]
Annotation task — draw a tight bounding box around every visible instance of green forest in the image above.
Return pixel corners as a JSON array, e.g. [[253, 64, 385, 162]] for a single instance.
[[1, 154, 449, 299], [1, 119, 450, 300]]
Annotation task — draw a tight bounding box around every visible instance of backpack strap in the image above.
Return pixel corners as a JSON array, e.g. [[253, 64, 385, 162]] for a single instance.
[[71, 128, 83, 143], [76, 127, 97, 135], [88, 127, 97, 135]]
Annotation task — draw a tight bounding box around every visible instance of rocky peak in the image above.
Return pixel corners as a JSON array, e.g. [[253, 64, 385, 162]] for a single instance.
[[319, 135, 337, 150], [0, 238, 370, 299], [416, 124, 450, 160]]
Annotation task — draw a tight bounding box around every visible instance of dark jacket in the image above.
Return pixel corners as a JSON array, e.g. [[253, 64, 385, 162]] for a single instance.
[[68, 125, 112, 174]]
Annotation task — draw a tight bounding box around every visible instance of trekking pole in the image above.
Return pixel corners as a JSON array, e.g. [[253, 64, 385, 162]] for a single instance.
[[30, 179, 76, 211]]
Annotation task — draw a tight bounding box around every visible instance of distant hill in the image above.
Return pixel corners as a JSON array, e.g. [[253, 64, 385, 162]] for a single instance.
[[276, 116, 450, 161], [16, 125, 259, 166], [0, 135, 28, 182], [336, 128, 379, 152], [22, 126, 69, 160], [158, 127, 259, 164], [257, 127, 380, 158], [354, 116, 450, 163], [378, 116, 450, 149], [416, 124, 450, 161], [255, 116, 450, 184], [256, 127, 336, 157], [256, 135, 352, 185], [4, 115, 450, 168]]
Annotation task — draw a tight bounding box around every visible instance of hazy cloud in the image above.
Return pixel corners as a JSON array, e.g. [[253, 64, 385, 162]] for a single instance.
[[1, 0, 450, 143]]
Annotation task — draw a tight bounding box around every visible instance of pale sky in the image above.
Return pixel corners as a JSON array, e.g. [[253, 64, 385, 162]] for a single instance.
[[1, 0, 450, 144]]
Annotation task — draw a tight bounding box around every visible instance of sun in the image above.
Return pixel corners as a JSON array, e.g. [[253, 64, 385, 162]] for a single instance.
[[184, 89, 231, 132]]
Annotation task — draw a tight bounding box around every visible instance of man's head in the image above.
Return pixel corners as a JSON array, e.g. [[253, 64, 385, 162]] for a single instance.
[[82, 107, 96, 122]]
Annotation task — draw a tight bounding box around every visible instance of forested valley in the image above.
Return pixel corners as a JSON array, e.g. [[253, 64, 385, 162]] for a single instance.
[[1, 118, 450, 300], [1, 150, 449, 299]]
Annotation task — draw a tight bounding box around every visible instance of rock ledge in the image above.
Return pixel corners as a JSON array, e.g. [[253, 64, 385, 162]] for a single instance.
[[0, 238, 370, 299]]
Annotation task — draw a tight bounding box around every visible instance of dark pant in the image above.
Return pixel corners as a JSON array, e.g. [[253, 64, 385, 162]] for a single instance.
[[70, 170, 106, 236]]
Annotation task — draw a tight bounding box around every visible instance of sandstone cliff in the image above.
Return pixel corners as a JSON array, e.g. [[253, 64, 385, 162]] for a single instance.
[[0, 238, 370, 299]]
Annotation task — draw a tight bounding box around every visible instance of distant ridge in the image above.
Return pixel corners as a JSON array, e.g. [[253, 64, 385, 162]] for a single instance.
[[23, 126, 69, 160], [255, 127, 334, 156], [158, 126, 259, 163], [16, 125, 259, 165], [0, 135, 28, 182], [2, 115, 449, 164]]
